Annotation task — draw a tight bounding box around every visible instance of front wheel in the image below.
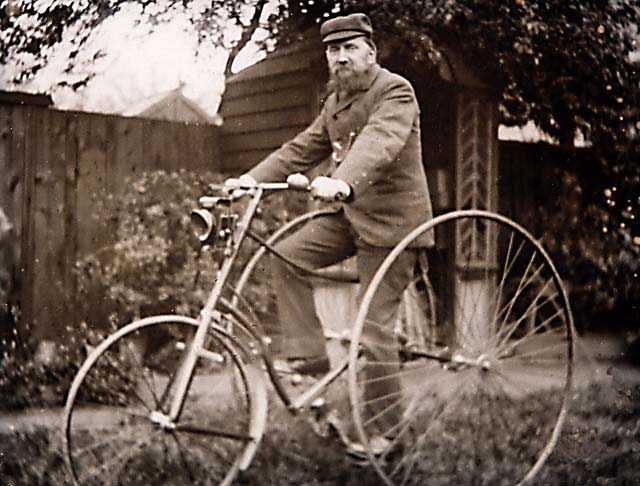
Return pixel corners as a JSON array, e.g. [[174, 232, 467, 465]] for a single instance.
[[348, 210, 575, 486], [63, 315, 265, 486]]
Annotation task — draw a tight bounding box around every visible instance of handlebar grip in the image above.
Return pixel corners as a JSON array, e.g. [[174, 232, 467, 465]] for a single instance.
[[286, 173, 310, 191]]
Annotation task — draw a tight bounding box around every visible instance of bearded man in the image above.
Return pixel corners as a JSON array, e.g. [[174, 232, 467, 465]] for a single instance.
[[227, 12, 433, 453]]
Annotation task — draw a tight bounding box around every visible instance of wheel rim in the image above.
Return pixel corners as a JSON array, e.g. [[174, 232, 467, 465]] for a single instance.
[[231, 207, 345, 349], [348, 210, 575, 486], [64, 316, 256, 486]]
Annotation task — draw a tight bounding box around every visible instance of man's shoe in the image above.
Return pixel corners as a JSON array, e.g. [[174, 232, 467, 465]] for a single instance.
[[326, 411, 393, 464], [346, 435, 392, 460], [273, 356, 330, 376]]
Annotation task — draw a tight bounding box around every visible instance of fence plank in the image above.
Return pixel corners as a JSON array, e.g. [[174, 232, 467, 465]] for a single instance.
[[13, 107, 32, 339], [31, 107, 53, 340], [47, 110, 70, 337], [114, 117, 143, 186], [9, 107, 23, 290], [0, 107, 12, 215], [63, 112, 78, 330], [76, 113, 109, 258], [0, 106, 12, 343]]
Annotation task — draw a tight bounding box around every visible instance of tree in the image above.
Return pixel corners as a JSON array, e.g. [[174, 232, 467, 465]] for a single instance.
[[0, 0, 271, 85], [2, 1, 637, 151], [2, 0, 639, 320]]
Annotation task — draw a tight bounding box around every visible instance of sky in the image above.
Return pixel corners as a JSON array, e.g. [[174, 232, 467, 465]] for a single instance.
[[0, 2, 270, 116], [0, 3, 558, 144]]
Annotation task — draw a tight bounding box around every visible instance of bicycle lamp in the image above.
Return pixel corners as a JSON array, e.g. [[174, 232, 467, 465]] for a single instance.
[[190, 208, 216, 244]]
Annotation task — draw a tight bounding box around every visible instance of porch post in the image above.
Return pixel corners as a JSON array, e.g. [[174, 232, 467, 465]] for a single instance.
[[453, 90, 499, 354]]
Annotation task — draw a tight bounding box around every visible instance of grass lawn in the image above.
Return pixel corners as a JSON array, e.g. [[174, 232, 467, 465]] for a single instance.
[[1, 367, 639, 485]]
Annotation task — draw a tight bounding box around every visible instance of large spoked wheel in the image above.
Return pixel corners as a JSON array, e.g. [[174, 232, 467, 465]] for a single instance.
[[348, 210, 575, 486], [64, 315, 266, 486]]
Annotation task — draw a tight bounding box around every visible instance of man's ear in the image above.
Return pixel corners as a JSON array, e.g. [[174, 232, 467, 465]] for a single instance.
[[368, 47, 377, 64], [367, 43, 377, 64]]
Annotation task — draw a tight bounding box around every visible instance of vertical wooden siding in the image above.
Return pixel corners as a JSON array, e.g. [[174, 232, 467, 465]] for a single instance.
[[0, 105, 220, 342]]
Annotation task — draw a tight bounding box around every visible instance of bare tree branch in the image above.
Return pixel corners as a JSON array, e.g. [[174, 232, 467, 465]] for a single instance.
[[223, 0, 269, 76]]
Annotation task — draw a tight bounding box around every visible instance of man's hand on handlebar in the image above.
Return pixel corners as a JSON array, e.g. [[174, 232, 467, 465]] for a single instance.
[[309, 176, 351, 202], [224, 174, 257, 198], [224, 174, 257, 189], [222, 173, 351, 202]]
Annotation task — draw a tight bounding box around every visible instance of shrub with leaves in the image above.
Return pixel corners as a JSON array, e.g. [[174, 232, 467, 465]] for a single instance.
[[1, 169, 307, 410], [0, 321, 111, 411], [531, 163, 639, 330], [74, 170, 221, 327], [74, 169, 309, 329]]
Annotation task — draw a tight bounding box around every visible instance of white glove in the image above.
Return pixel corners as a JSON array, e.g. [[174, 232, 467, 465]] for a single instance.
[[286, 173, 310, 190], [309, 176, 351, 202], [224, 174, 257, 189]]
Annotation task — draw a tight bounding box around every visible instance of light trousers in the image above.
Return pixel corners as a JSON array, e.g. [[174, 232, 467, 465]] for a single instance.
[[272, 209, 417, 434]]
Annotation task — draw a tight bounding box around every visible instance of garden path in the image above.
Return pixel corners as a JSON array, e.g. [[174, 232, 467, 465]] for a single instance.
[[0, 332, 638, 435]]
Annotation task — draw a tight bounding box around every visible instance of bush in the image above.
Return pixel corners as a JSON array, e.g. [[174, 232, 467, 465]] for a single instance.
[[74, 169, 307, 329], [0, 321, 120, 411], [1, 169, 308, 410], [74, 170, 223, 327], [532, 167, 640, 330]]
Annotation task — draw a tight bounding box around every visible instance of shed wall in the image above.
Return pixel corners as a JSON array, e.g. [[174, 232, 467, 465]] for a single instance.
[[219, 39, 326, 173]]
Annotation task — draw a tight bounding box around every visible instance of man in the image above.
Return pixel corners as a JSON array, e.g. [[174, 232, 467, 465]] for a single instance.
[[228, 12, 433, 451]]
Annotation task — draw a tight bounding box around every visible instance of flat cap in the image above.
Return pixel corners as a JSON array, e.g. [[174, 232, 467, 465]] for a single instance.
[[320, 13, 373, 44]]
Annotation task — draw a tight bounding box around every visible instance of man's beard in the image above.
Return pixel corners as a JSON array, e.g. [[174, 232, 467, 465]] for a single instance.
[[327, 65, 372, 96]]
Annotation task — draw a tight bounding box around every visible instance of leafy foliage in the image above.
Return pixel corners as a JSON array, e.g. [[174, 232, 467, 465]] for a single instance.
[[0, 321, 110, 410], [74, 169, 306, 328], [268, 0, 639, 151], [533, 149, 640, 327], [74, 170, 221, 326]]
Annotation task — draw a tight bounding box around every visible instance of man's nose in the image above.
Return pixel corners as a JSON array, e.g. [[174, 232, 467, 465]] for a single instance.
[[337, 47, 349, 62]]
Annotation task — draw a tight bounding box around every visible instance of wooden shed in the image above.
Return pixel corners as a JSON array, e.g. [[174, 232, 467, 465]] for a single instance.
[[219, 36, 327, 173], [219, 34, 501, 217], [124, 84, 221, 125], [218, 32, 506, 355]]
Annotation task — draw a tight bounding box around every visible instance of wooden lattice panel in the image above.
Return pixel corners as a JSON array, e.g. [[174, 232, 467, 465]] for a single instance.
[[455, 92, 498, 271]]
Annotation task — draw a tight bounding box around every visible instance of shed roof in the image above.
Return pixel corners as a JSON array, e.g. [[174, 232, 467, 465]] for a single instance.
[[123, 85, 220, 125]]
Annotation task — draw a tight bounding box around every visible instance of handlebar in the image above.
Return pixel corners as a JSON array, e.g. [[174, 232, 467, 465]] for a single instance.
[[203, 173, 347, 205], [192, 174, 346, 246]]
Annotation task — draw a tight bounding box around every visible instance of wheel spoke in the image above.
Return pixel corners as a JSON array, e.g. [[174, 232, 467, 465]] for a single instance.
[[77, 429, 164, 483], [175, 423, 253, 442]]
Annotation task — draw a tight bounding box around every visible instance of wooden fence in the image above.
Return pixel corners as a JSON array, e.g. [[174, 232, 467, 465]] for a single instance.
[[0, 102, 220, 343]]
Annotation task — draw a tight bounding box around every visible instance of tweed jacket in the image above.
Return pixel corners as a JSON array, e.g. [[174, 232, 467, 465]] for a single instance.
[[247, 64, 434, 247]]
